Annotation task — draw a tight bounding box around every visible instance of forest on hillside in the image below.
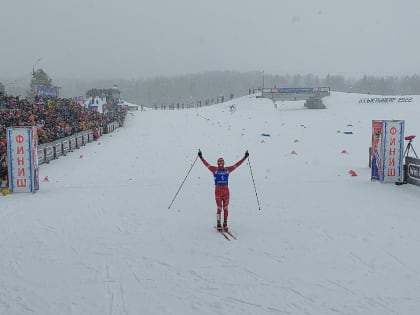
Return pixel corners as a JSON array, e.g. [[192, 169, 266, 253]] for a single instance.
[[2, 71, 420, 106]]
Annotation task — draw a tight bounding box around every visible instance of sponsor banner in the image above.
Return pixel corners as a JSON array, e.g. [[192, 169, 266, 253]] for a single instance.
[[405, 156, 420, 186], [37, 145, 46, 165], [117, 103, 129, 110], [371, 120, 384, 181], [69, 136, 77, 150], [54, 141, 63, 158], [7, 127, 39, 193], [76, 134, 83, 148], [45, 145, 54, 162], [62, 139, 70, 155], [275, 87, 324, 94], [32, 127, 40, 191], [72, 95, 84, 104], [35, 85, 59, 98]]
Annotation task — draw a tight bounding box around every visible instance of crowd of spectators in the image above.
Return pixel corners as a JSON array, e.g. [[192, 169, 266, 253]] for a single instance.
[[0, 92, 127, 181]]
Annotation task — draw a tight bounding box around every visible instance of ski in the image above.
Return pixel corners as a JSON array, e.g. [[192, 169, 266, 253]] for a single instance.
[[225, 230, 236, 240], [214, 226, 230, 240]]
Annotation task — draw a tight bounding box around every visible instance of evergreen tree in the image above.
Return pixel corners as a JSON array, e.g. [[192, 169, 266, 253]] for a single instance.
[[30, 68, 52, 92], [27, 68, 53, 99]]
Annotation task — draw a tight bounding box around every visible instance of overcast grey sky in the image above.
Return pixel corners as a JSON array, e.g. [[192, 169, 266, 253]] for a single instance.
[[1, 0, 420, 80]]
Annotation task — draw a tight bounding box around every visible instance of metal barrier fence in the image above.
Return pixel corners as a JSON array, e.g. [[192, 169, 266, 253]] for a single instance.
[[37, 121, 120, 165], [38, 130, 93, 165]]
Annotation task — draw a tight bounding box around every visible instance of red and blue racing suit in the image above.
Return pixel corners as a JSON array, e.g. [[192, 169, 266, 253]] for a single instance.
[[200, 156, 246, 222]]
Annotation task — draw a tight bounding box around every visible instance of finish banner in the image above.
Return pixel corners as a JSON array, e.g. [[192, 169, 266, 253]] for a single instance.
[[7, 127, 40, 193], [371, 120, 405, 183]]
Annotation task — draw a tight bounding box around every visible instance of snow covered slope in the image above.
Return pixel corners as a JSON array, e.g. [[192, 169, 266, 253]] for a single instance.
[[1, 92, 420, 315]]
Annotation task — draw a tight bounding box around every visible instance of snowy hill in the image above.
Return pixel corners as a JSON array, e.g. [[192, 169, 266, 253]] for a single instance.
[[1, 92, 420, 314]]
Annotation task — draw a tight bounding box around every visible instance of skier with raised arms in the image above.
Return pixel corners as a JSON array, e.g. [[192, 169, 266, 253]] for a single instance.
[[198, 149, 249, 231]]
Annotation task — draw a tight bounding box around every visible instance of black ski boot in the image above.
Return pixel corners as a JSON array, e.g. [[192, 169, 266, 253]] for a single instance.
[[223, 221, 228, 232]]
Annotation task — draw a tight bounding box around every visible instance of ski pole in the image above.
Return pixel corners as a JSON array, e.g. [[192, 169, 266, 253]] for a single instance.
[[168, 154, 199, 209], [247, 154, 261, 211]]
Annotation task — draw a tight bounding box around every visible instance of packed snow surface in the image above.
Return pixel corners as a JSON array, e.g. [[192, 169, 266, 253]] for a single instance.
[[1, 92, 420, 314]]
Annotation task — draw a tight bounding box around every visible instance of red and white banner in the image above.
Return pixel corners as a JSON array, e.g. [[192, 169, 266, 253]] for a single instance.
[[371, 120, 405, 183], [7, 127, 40, 193], [371, 120, 384, 181], [382, 120, 405, 182]]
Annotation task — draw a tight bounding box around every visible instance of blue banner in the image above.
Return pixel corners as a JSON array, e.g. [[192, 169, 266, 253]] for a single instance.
[[274, 87, 322, 94], [35, 85, 59, 98]]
